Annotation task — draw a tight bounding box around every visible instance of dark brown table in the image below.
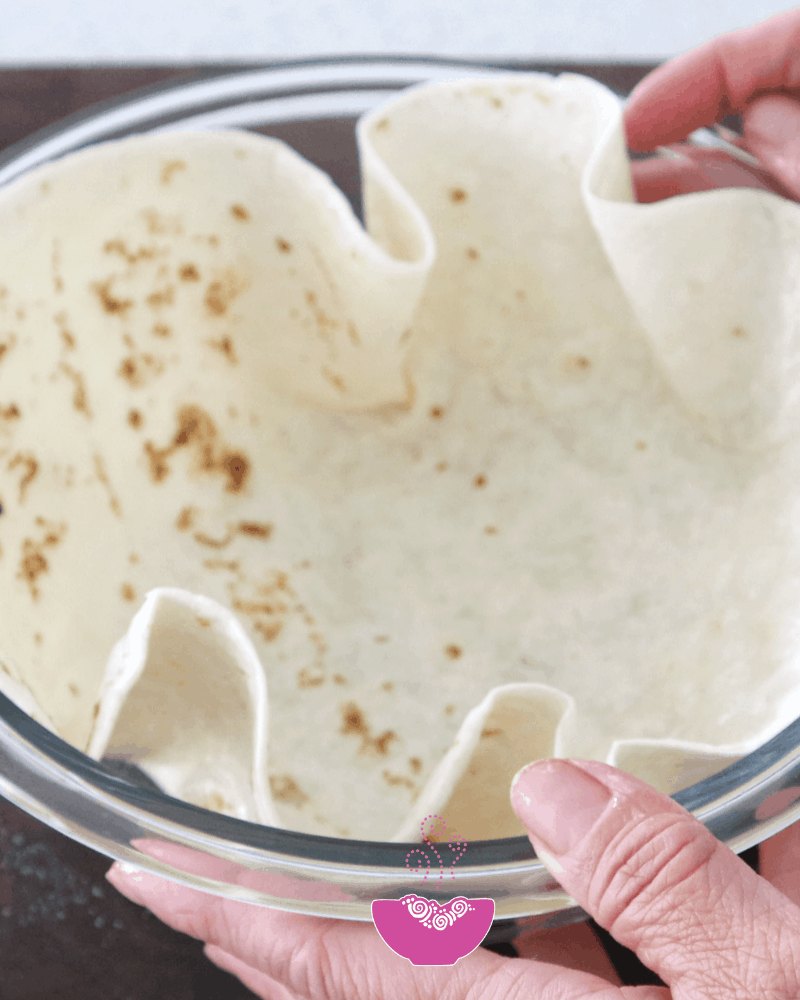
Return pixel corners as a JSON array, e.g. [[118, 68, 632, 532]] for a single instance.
[[1, 61, 756, 998]]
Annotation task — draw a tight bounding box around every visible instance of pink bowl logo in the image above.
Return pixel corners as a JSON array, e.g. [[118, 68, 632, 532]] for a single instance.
[[371, 814, 495, 966]]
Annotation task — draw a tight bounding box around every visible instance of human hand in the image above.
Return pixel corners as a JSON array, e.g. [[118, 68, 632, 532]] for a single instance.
[[624, 9, 800, 203], [105, 759, 800, 998]]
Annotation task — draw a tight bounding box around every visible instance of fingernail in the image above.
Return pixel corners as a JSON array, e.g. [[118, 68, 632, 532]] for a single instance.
[[106, 861, 143, 884], [511, 760, 611, 856]]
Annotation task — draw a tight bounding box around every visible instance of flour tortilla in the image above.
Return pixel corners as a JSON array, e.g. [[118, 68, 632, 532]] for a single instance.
[[1, 72, 799, 842]]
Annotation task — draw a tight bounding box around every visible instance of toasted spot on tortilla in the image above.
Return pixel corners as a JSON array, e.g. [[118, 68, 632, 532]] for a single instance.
[[445, 644, 462, 659], [140, 208, 182, 236], [92, 279, 133, 317], [18, 519, 66, 600], [103, 239, 157, 264], [635, 440, 648, 451], [732, 325, 747, 338], [196, 617, 211, 628], [68, 684, 79, 697], [449, 187, 468, 203], [151, 323, 171, 338], [473, 474, 487, 488], [208, 335, 238, 364], [383, 770, 413, 788], [205, 269, 248, 317], [435, 461, 448, 472], [465, 247, 479, 260], [270, 774, 309, 806], [34, 632, 42, 645], [93, 453, 122, 516], [333, 674, 346, 685], [535, 91, 552, 105], [92, 702, 100, 720], [374, 118, 390, 131], [322, 368, 346, 393], [275, 237, 292, 253], [8, 453, 38, 502], [128, 409, 142, 429], [298, 666, 323, 687], [160, 160, 186, 184], [121, 583, 136, 602], [129, 553, 139, 564], [375, 635, 390, 644], [484, 525, 498, 535], [58, 362, 91, 418], [237, 521, 272, 539], [565, 354, 591, 372], [220, 451, 249, 493], [409, 757, 422, 774], [0, 404, 20, 421], [146, 285, 175, 309], [178, 263, 200, 282], [444, 705, 455, 716], [144, 442, 170, 482], [515, 289, 526, 301], [193, 528, 233, 549], [176, 506, 195, 531], [381, 680, 394, 691], [118, 352, 164, 388], [341, 702, 368, 736], [429, 406, 444, 419], [230, 204, 250, 221], [481, 727, 503, 738]]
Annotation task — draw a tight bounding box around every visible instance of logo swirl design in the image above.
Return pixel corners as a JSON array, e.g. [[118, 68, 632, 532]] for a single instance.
[[402, 895, 473, 930]]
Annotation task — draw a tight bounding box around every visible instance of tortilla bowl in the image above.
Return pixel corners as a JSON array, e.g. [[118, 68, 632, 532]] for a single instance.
[[1, 60, 800, 939]]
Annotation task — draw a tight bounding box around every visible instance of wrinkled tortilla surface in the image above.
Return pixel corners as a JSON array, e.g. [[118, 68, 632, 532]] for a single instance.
[[1, 73, 800, 842]]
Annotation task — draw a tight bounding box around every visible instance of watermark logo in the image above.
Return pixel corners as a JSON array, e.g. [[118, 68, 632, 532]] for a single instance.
[[371, 814, 495, 966]]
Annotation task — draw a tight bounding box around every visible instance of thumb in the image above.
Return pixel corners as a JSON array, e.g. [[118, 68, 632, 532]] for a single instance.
[[511, 759, 800, 998], [743, 93, 800, 200]]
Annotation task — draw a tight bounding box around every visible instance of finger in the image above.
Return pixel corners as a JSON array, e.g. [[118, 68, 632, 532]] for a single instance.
[[743, 92, 800, 197], [760, 816, 800, 909], [105, 843, 632, 1000], [629, 145, 796, 203], [205, 944, 301, 1000], [513, 919, 622, 984], [511, 759, 800, 998], [623, 9, 800, 150]]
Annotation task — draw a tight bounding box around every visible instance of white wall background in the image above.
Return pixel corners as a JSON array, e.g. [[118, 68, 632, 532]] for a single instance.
[[0, 0, 796, 63]]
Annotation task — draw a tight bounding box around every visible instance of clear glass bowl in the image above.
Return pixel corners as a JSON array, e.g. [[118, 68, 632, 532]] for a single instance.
[[2, 57, 800, 945]]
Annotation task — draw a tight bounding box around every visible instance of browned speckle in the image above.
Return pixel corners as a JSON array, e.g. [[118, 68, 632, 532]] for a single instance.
[[205, 269, 248, 317], [473, 474, 487, 488], [375, 635, 390, 644], [565, 355, 591, 372], [409, 757, 422, 774], [193, 529, 233, 549], [484, 525, 498, 535], [340, 702, 396, 755], [382, 681, 394, 692], [230, 204, 250, 222], [93, 279, 133, 317], [94, 453, 122, 517], [17, 519, 66, 600], [179, 263, 200, 282], [256, 622, 284, 643], [118, 353, 164, 388], [103, 239, 157, 264], [333, 674, 346, 685], [481, 727, 503, 738], [276, 238, 292, 254], [60, 329, 76, 350], [197, 617, 211, 628], [160, 160, 186, 184], [92, 702, 100, 720], [175, 506, 202, 535], [347, 322, 360, 346], [121, 583, 136, 602], [208, 335, 238, 364], [270, 774, 309, 807], [374, 118, 390, 131], [382, 770, 414, 789], [444, 704, 455, 715], [146, 285, 175, 309], [465, 247, 479, 260], [429, 406, 444, 419], [449, 188, 468, 203], [515, 289, 526, 302], [58, 362, 91, 417], [128, 409, 142, 429], [435, 461, 448, 472], [322, 368, 346, 393], [237, 521, 272, 539], [140, 208, 182, 236], [0, 404, 20, 421], [34, 633, 42, 645], [151, 323, 171, 338], [491, 96, 503, 108], [445, 644, 462, 659], [129, 553, 140, 564], [8, 453, 38, 502], [635, 440, 648, 451], [203, 558, 239, 572], [732, 326, 746, 338], [297, 666, 323, 687], [68, 683, 79, 696]]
